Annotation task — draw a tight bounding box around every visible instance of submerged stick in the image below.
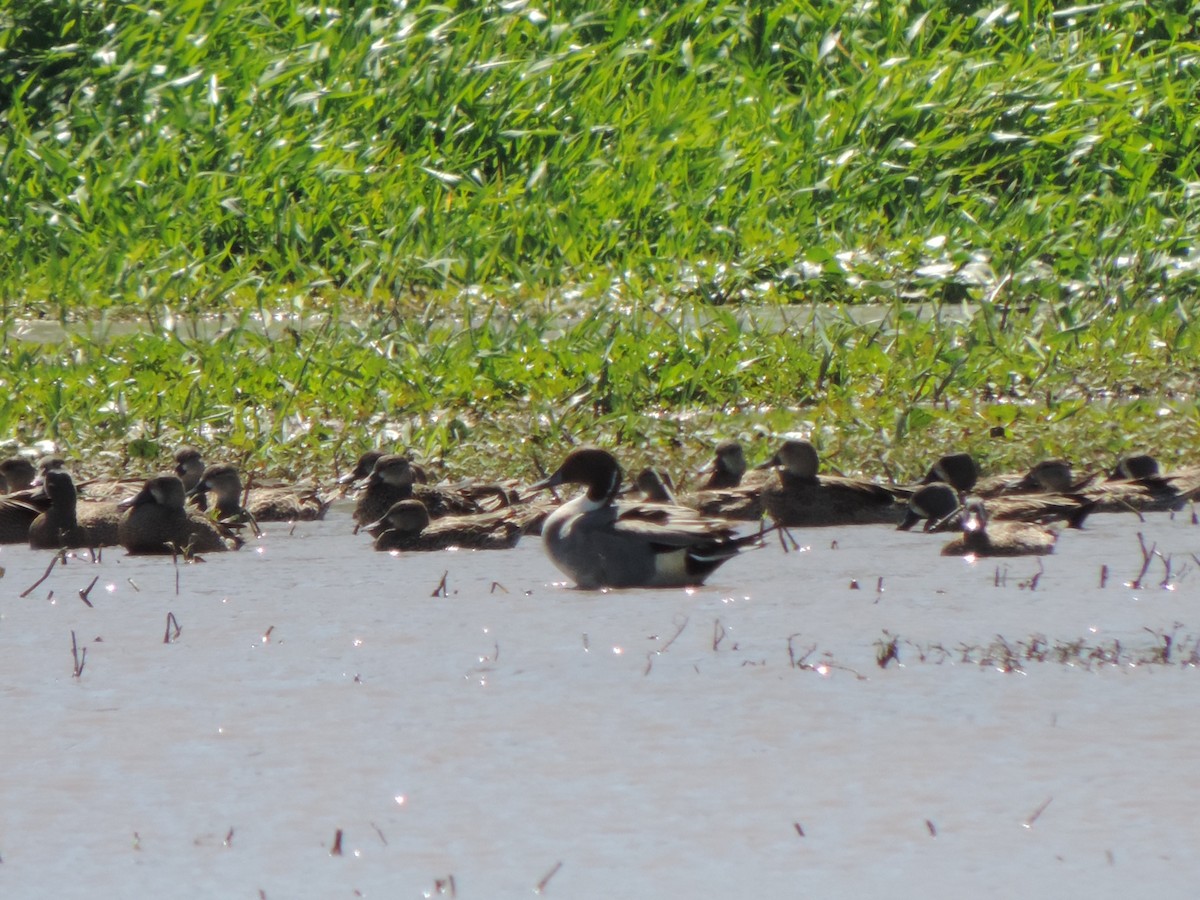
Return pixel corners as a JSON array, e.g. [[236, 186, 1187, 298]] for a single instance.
[[164, 612, 182, 644], [21, 550, 66, 598], [78, 575, 99, 607], [431, 571, 449, 597], [535, 860, 562, 894], [1022, 797, 1053, 828], [70, 630, 86, 678]]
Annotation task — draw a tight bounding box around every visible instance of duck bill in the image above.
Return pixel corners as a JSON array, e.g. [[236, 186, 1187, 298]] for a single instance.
[[752, 454, 780, 471], [896, 508, 921, 531], [527, 470, 564, 493], [118, 486, 153, 510], [337, 470, 364, 485]]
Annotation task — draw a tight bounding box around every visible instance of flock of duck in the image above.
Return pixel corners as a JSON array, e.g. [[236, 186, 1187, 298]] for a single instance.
[[1, 440, 1197, 589]]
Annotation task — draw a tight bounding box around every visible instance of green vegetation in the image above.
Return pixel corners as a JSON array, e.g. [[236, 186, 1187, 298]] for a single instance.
[[1, 1, 1198, 481]]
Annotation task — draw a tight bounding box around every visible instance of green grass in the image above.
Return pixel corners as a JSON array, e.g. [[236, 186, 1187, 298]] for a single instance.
[[1, 1, 1199, 481], [2, 295, 1198, 484]]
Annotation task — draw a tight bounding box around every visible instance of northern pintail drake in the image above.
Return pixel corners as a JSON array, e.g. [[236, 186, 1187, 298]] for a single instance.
[[531, 448, 766, 589], [757, 440, 904, 527], [940, 498, 1058, 557], [898, 482, 1093, 532], [352, 454, 507, 526], [28, 470, 90, 550], [118, 475, 239, 554], [367, 499, 522, 552], [190, 463, 329, 523]]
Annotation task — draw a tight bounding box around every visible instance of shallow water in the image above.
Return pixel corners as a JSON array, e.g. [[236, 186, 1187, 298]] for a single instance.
[[2, 503, 1199, 897]]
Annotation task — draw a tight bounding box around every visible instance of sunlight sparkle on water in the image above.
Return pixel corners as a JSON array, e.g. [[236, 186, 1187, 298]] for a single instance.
[[353, 639, 363, 647], [612, 646, 623, 655], [394, 795, 406, 806], [105, 583, 116, 593], [255, 546, 266, 555]]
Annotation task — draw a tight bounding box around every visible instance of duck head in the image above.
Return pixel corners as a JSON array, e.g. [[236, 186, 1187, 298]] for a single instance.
[[120, 475, 189, 513], [898, 482, 961, 532], [530, 448, 623, 506], [173, 447, 206, 491], [757, 439, 820, 481], [921, 452, 978, 492], [699, 440, 747, 489]]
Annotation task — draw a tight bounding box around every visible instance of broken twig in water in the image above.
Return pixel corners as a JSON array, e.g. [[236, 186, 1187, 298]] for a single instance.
[[21, 550, 66, 598], [712, 618, 726, 651], [1127, 532, 1155, 589], [535, 860, 562, 894], [70, 630, 86, 678], [164, 612, 182, 644], [431, 571, 449, 597], [1022, 797, 1052, 828], [329, 828, 344, 856], [78, 575, 99, 607]]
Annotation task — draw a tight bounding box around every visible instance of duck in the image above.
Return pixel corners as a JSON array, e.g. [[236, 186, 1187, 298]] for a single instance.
[[189, 463, 329, 524], [922, 453, 1087, 498], [1109, 454, 1162, 481], [530, 448, 767, 589], [173, 446, 206, 493], [632, 468, 678, 504], [940, 498, 1059, 557], [1079, 454, 1188, 513], [757, 440, 904, 527], [898, 482, 1093, 532], [0, 457, 45, 543], [683, 440, 771, 522], [698, 440, 751, 490], [31, 456, 126, 544], [118, 475, 238, 554], [28, 470, 90, 550], [921, 452, 979, 492], [352, 454, 508, 526], [338, 449, 430, 488], [367, 499, 522, 552], [1, 457, 39, 494]]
